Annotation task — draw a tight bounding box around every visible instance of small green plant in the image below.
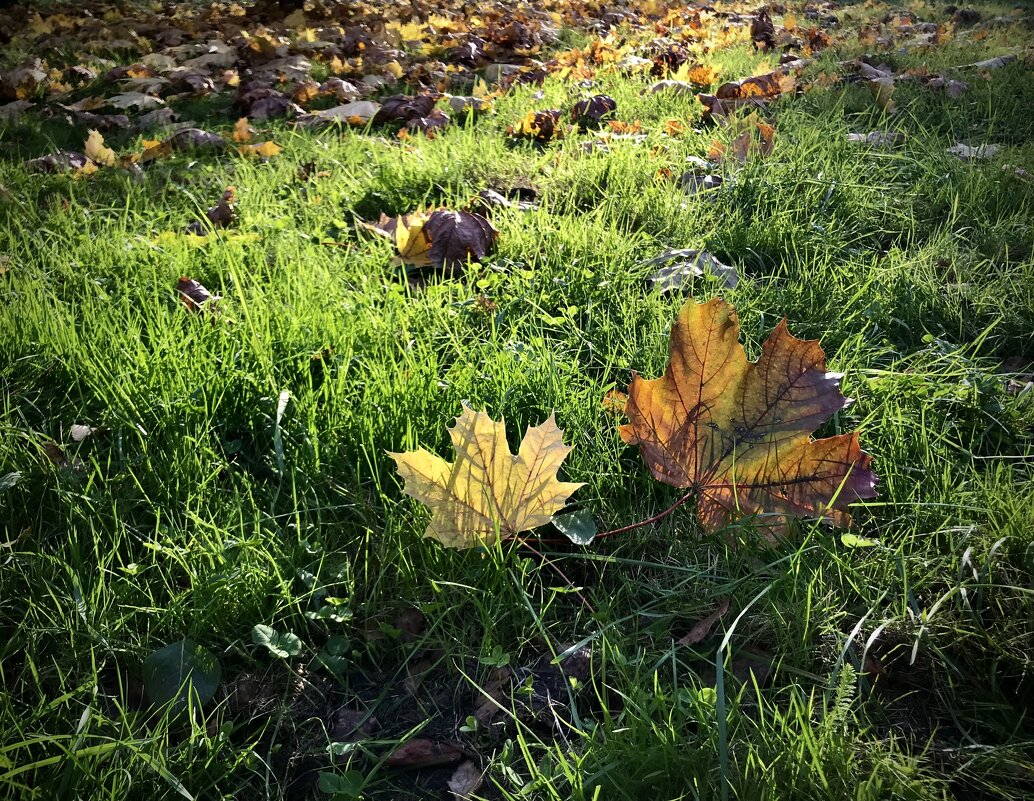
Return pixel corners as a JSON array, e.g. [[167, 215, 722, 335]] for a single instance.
[[251, 625, 303, 659]]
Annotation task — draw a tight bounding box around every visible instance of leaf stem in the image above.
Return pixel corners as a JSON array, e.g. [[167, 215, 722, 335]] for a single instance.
[[593, 487, 697, 540], [518, 488, 697, 546]]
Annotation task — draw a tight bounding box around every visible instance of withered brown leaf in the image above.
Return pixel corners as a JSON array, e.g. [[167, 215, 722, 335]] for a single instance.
[[177, 277, 221, 311], [571, 94, 617, 128]]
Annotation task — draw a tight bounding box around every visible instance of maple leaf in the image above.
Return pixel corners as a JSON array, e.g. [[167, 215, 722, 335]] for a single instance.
[[709, 113, 775, 163], [363, 211, 434, 267], [716, 68, 796, 101], [185, 187, 236, 235], [403, 108, 450, 137], [176, 276, 221, 311], [571, 94, 617, 128], [751, 9, 776, 50], [366, 210, 498, 272], [617, 298, 876, 537], [507, 109, 563, 143], [372, 94, 437, 125], [390, 406, 583, 548]]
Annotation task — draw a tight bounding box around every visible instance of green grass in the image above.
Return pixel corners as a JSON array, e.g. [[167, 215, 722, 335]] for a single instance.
[[2, 2, 1034, 799]]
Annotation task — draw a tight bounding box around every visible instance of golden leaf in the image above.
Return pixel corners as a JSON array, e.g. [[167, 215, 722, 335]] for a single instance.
[[233, 117, 253, 143], [139, 139, 173, 163], [84, 129, 117, 167], [390, 405, 583, 548], [73, 161, 99, 179], [617, 298, 876, 538], [238, 141, 282, 158], [393, 212, 434, 266]]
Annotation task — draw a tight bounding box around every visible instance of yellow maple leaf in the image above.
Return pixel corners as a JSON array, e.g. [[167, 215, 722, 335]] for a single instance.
[[388, 212, 434, 266], [673, 62, 718, 86], [390, 406, 584, 548], [84, 130, 117, 167]]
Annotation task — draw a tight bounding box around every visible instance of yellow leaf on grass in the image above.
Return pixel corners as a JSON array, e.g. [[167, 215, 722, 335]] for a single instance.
[[233, 117, 253, 142], [390, 212, 434, 266], [238, 141, 282, 158], [73, 160, 99, 179], [139, 138, 173, 163], [85, 129, 117, 167], [391, 405, 583, 548]]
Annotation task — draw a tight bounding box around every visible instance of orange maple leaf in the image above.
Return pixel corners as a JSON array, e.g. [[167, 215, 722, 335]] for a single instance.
[[617, 298, 876, 537]]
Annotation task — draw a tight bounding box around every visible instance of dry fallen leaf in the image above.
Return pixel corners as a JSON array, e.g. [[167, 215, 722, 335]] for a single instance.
[[106, 92, 165, 110], [472, 667, 512, 724], [448, 760, 485, 800], [232, 117, 254, 142], [927, 75, 968, 98], [571, 94, 617, 128], [84, 129, 117, 167], [363, 212, 433, 267], [390, 405, 583, 548], [422, 210, 497, 271], [369, 210, 497, 272], [710, 113, 775, 163], [467, 189, 537, 216], [507, 109, 563, 143], [70, 424, 105, 442], [846, 131, 906, 148], [185, 187, 236, 236], [237, 141, 282, 158], [385, 739, 464, 769], [176, 277, 221, 311], [964, 55, 1016, 70], [947, 142, 1001, 161], [716, 68, 796, 100], [43, 441, 69, 468], [678, 597, 731, 646], [643, 249, 739, 291], [166, 128, 227, 152], [649, 79, 697, 96], [309, 100, 382, 125], [0, 100, 34, 123], [26, 150, 92, 174], [139, 138, 173, 164], [751, 9, 776, 50], [868, 76, 896, 112], [617, 297, 877, 538], [403, 108, 450, 137], [372, 93, 437, 125]]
